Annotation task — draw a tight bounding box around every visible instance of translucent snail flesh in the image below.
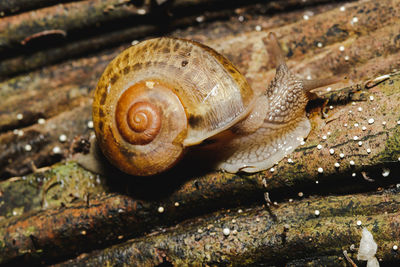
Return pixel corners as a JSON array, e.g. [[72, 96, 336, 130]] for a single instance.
[[92, 33, 333, 176]]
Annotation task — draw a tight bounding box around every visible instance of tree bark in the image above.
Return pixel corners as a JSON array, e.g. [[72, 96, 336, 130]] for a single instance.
[[55, 188, 400, 266], [1, 0, 399, 178], [0, 0, 400, 266], [0, 0, 350, 79], [1, 71, 400, 265]]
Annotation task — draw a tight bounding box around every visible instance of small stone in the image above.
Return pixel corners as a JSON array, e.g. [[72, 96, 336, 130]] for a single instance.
[[270, 168, 275, 173], [393, 245, 398, 251], [362, 126, 367, 131], [334, 162, 340, 168], [358, 107, 363, 112], [38, 118, 46, 124], [367, 148, 371, 154], [350, 160, 355, 166], [317, 42, 323, 48], [16, 113, 23, 120], [322, 135, 327, 140], [59, 134, 67, 142], [329, 148, 335, 155], [196, 16, 204, 23], [223, 228, 230, 236], [52, 146, 62, 154], [340, 6, 346, 11], [238, 209, 243, 213], [24, 144, 32, 151], [340, 153, 345, 158], [303, 14, 309, 20], [317, 167, 324, 173], [368, 118, 375, 124], [339, 45, 345, 51], [87, 121, 94, 129], [157, 206, 164, 213], [298, 192, 304, 197], [353, 136, 359, 141], [288, 158, 293, 163], [326, 87, 331, 92], [344, 55, 350, 61], [369, 95, 374, 101], [352, 173, 356, 177], [314, 210, 320, 216], [238, 15, 244, 22], [358, 141, 363, 146], [317, 144, 322, 150], [255, 25, 262, 31], [174, 202, 180, 207], [352, 17, 358, 23], [356, 220, 362, 226], [382, 121, 387, 126], [137, 8, 146, 15]]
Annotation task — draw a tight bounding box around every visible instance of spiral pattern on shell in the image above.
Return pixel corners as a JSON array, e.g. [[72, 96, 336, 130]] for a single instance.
[[116, 91, 161, 145], [92, 37, 254, 176]]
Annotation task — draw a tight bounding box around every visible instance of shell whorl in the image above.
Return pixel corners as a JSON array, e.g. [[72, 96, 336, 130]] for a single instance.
[[116, 85, 161, 145]]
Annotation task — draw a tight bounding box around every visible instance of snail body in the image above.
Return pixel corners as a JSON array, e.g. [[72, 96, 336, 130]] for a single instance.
[[93, 34, 326, 176]]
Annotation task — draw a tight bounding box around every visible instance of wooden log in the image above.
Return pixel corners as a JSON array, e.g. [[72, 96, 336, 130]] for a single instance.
[[1, 0, 399, 179], [0, 24, 158, 80], [0, 0, 150, 53], [0, 0, 342, 54], [0, 0, 400, 265], [1, 71, 400, 264], [0, 0, 343, 80], [55, 188, 400, 266], [0, 1, 82, 16], [0, 105, 93, 178]]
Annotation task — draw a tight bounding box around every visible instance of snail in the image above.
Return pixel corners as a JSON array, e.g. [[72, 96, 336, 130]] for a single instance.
[[92, 33, 336, 176]]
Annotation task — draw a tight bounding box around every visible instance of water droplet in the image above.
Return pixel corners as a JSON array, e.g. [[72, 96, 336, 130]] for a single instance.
[[223, 228, 230, 236], [382, 168, 390, 177]]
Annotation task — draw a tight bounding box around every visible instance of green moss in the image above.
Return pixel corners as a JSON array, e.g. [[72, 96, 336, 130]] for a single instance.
[[23, 226, 37, 237], [377, 126, 400, 162], [0, 161, 108, 218], [379, 75, 400, 97]]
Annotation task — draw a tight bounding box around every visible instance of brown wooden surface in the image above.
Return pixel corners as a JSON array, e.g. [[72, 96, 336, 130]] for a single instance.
[[0, 0, 400, 266]]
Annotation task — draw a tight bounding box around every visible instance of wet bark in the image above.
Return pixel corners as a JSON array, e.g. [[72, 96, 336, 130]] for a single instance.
[[55, 188, 400, 266], [0, 0, 399, 266]]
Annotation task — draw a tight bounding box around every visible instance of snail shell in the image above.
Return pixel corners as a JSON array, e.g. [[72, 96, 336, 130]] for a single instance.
[[93, 37, 255, 176]]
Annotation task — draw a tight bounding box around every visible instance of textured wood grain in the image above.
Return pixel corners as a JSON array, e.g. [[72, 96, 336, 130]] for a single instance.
[[0, 0, 400, 266]]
